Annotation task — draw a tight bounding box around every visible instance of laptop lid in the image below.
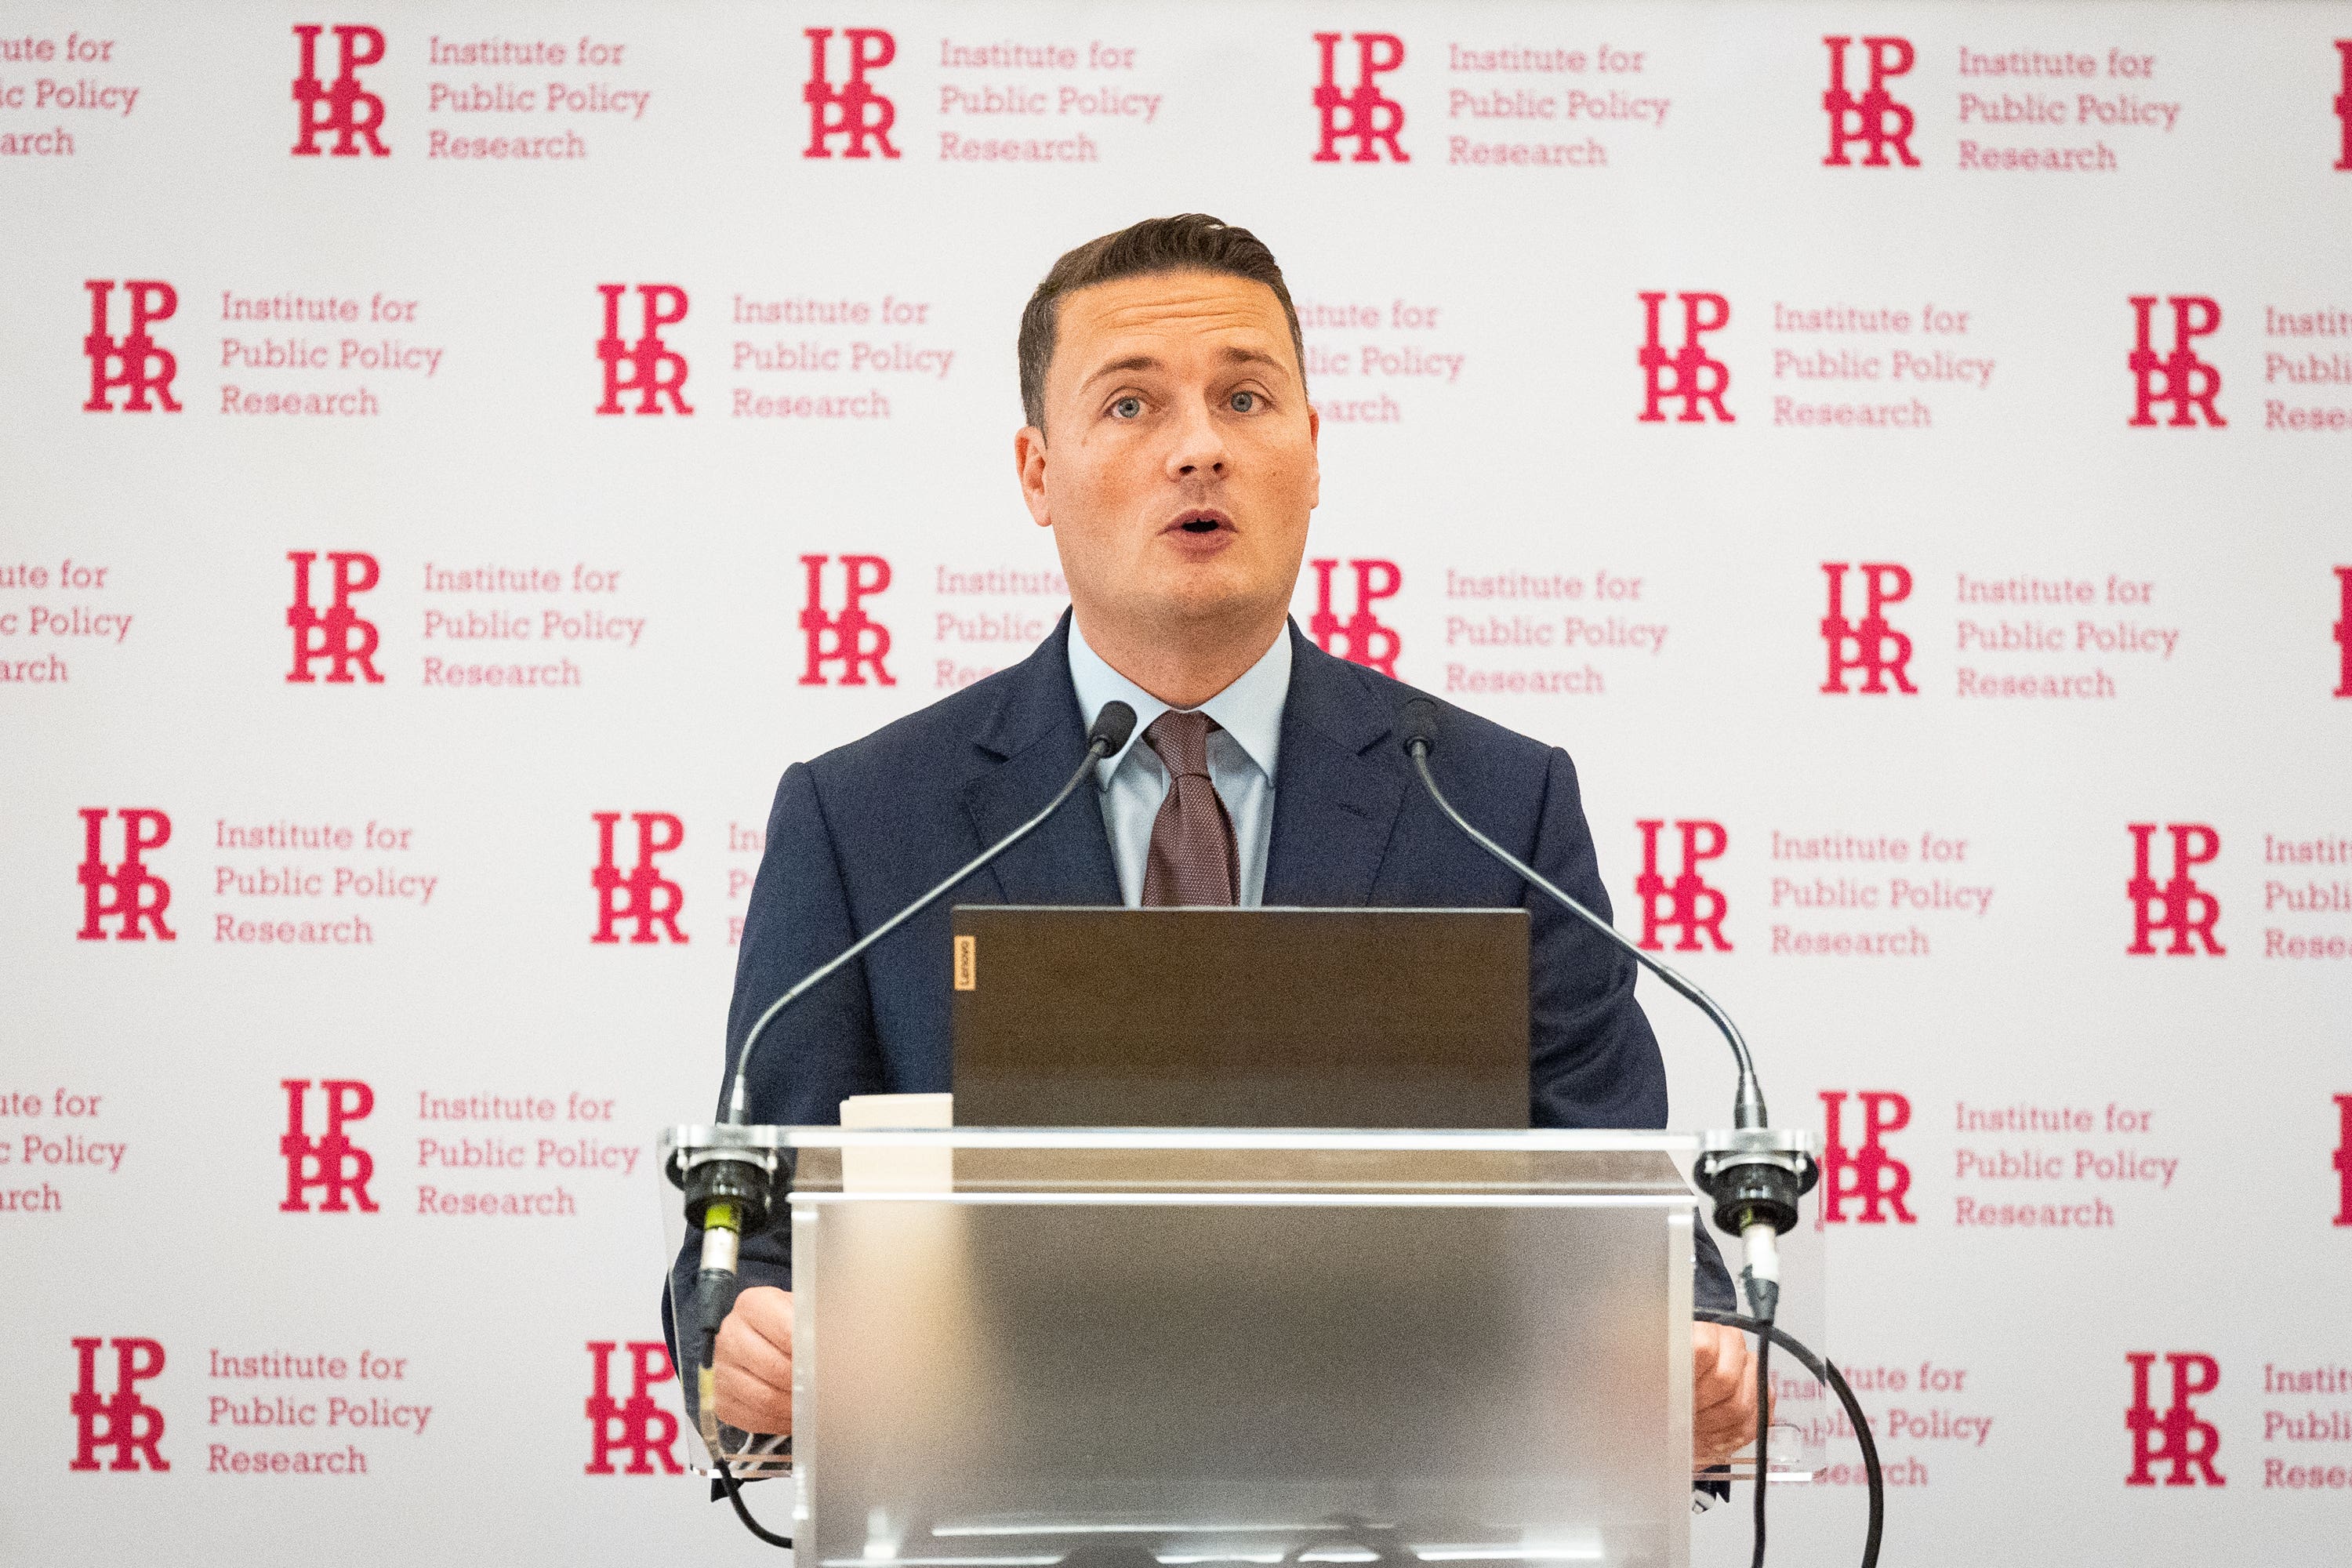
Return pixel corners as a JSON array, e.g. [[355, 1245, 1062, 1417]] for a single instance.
[[949, 906, 1530, 1129]]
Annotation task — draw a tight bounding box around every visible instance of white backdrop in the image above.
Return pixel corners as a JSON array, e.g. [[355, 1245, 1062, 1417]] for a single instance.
[[4, 2, 2350, 1563]]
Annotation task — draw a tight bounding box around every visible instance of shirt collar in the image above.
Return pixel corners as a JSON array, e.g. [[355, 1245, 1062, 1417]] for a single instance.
[[1067, 619, 1290, 787]]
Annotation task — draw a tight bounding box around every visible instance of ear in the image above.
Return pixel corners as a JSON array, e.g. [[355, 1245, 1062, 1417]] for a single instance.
[[1305, 401, 1321, 513], [1013, 425, 1051, 528]]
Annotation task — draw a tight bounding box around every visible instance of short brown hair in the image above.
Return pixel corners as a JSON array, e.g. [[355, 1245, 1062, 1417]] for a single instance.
[[1017, 213, 1305, 431]]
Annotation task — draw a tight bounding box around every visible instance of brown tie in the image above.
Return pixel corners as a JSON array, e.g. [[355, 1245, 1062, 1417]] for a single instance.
[[1140, 710, 1239, 906]]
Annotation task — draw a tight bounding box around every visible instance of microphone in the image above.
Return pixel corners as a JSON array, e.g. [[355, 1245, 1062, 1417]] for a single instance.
[[1396, 696, 1813, 1319], [683, 700, 1138, 1396]]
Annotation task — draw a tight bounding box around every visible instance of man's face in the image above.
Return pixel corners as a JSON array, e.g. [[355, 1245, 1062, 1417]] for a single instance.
[[1016, 270, 1319, 644]]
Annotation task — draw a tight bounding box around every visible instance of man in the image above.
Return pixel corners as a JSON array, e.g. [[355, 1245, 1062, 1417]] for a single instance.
[[684, 214, 1757, 1465]]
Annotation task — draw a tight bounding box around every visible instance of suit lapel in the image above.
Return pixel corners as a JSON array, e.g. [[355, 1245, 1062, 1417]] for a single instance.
[[1262, 623, 1408, 906], [960, 613, 1123, 906]]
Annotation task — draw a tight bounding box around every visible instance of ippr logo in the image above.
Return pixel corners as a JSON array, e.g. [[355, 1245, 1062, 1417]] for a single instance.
[[1638, 292, 1733, 423], [803, 27, 899, 159], [2332, 566, 2350, 697], [1820, 1090, 1916, 1223], [1312, 32, 1408, 162], [82, 280, 180, 413], [287, 550, 383, 685], [2129, 296, 2225, 428], [1635, 819, 1730, 952], [71, 1337, 168, 1472], [2127, 823, 2223, 956], [292, 24, 388, 157], [596, 285, 693, 416], [593, 812, 688, 944], [1821, 35, 1918, 168], [2333, 40, 2350, 170], [799, 554, 895, 686], [77, 808, 173, 942], [279, 1079, 378, 1213], [1820, 562, 1916, 695], [2332, 1093, 2350, 1226], [586, 1341, 682, 1475], [1308, 557, 1402, 676], [2126, 1352, 2223, 1486]]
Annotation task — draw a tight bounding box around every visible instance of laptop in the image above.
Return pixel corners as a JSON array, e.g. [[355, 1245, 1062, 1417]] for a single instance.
[[948, 906, 1530, 1129]]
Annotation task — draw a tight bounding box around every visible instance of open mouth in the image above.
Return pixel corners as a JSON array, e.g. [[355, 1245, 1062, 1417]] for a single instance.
[[1171, 509, 1232, 535]]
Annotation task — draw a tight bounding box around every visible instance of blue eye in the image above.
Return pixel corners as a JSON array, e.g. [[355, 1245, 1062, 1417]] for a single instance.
[[1111, 397, 1142, 419], [1230, 390, 1257, 412]]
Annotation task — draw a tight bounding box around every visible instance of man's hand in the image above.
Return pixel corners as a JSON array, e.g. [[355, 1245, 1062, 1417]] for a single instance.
[[713, 1286, 794, 1435], [1693, 1320, 1762, 1468]]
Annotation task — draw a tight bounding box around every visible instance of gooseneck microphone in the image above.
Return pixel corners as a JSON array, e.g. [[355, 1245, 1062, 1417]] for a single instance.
[[723, 697, 1138, 1124], [681, 701, 1140, 1457], [1396, 697, 1809, 1316], [1399, 695, 1841, 1568]]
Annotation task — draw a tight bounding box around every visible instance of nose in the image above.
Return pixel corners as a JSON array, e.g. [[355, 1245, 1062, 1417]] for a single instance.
[[1163, 394, 1229, 482]]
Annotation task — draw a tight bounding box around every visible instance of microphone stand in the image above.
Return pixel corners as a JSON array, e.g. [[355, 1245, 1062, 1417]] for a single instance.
[[1398, 699, 1873, 1568], [671, 702, 1139, 1545]]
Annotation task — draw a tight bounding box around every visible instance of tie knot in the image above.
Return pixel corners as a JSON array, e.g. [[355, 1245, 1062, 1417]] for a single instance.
[[1143, 709, 1216, 780]]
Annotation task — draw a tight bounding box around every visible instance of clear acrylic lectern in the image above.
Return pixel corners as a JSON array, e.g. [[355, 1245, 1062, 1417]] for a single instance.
[[662, 1125, 1780, 1568]]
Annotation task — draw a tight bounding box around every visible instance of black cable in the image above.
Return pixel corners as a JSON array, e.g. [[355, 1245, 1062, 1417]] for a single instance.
[[1749, 1327, 1771, 1568], [713, 1452, 793, 1548], [1696, 1311, 1883, 1568]]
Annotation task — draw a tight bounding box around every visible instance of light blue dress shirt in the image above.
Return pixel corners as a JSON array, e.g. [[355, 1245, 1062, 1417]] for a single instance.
[[1066, 622, 1290, 906]]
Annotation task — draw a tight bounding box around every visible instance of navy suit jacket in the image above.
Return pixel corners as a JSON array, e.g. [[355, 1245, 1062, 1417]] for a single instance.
[[677, 612, 1734, 1329]]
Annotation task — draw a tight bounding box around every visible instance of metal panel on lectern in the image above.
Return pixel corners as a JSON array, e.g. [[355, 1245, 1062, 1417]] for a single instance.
[[771, 1129, 1699, 1568]]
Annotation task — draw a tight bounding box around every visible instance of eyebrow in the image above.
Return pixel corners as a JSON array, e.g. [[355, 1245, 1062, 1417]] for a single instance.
[[1080, 345, 1289, 390], [1081, 354, 1162, 389]]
